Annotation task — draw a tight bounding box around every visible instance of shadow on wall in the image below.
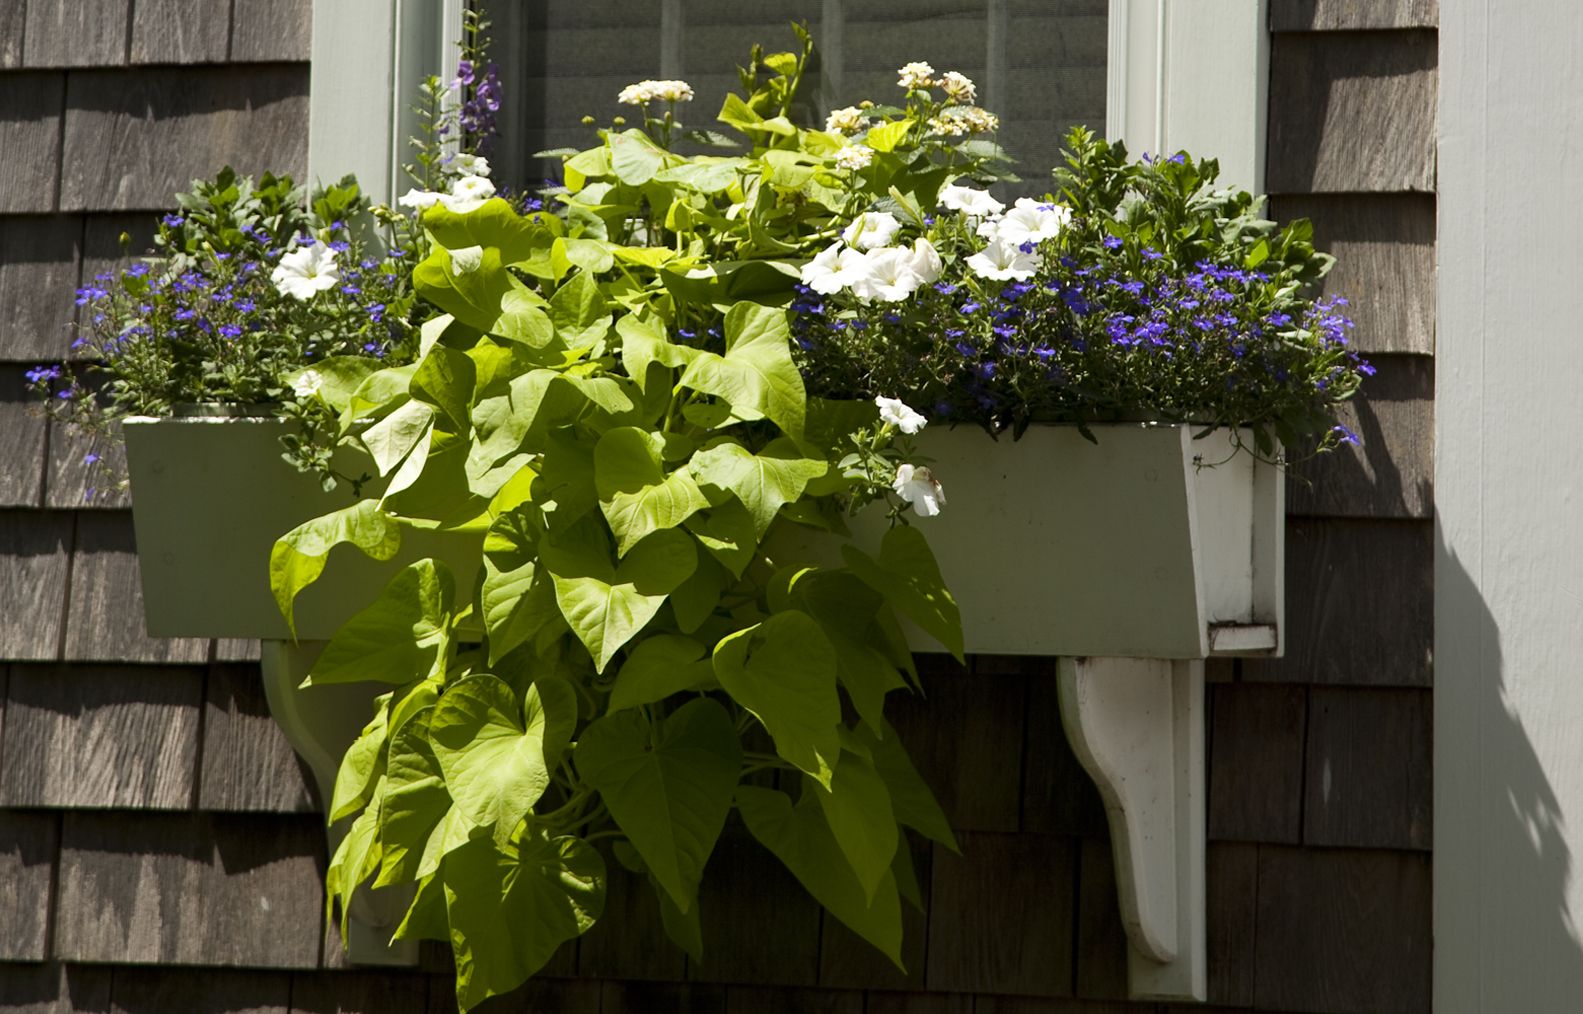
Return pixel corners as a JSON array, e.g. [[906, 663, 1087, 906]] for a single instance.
[[1438, 535, 1583, 1004]]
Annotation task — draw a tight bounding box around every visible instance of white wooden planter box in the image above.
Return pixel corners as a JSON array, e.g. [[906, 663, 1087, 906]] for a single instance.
[[847, 422, 1284, 658], [122, 416, 480, 641]]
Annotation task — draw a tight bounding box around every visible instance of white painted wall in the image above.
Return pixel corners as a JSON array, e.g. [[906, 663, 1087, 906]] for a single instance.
[[1437, 4, 1583, 1009]]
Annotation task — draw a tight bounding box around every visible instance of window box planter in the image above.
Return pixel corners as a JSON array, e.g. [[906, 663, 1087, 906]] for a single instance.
[[122, 414, 481, 641], [840, 421, 1284, 659]]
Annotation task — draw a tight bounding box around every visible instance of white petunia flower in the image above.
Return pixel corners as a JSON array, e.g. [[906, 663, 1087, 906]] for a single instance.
[[397, 188, 444, 210], [800, 242, 872, 295], [937, 70, 977, 103], [904, 237, 943, 285], [897, 61, 936, 90], [833, 144, 875, 171], [978, 196, 1072, 247], [826, 106, 868, 135], [450, 245, 485, 275], [449, 153, 492, 178], [938, 182, 1005, 219], [965, 236, 1041, 281], [893, 463, 946, 517], [841, 211, 902, 251], [271, 244, 339, 300], [851, 246, 922, 302], [440, 174, 496, 214], [291, 369, 323, 399], [875, 396, 927, 434]]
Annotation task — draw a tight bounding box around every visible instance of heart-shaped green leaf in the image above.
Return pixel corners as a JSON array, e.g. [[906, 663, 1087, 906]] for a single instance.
[[712, 610, 840, 785], [306, 559, 454, 687], [690, 437, 828, 537], [596, 427, 710, 555], [430, 675, 563, 837]]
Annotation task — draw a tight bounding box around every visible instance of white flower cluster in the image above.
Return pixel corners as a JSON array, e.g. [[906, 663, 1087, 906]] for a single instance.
[[271, 245, 338, 301], [397, 172, 498, 216], [937, 70, 976, 104], [826, 106, 868, 135], [618, 79, 695, 105], [927, 106, 999, 136], [832, 144, 875, 171], [800, 212, 943, 303], [938, 183, 1072, 282], [872, 396, 943, 517], [897, 61, 936, 90]]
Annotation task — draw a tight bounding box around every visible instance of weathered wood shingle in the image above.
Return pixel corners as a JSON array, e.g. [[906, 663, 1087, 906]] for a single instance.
[[0, 510, 73, 661], [22, 0, 130, 68], [45, 420, 130, 510], [109, 967, 291, 1014], [198, 663, 317, 812], [1267, 30, 1437, 194], [62, 510, 209, 663], [1271, 0, 1438, 31], [55, 811, 325, 967], [1303, 686, 1432, 850], [230, 0, 313, 64], [0, 808, 58, 961], [1288, 354, 1434, 520], [0, 367, 48, 507], [817, 835, 931, 991], [1272, 194, 1436, 356], [59, 66, 309, 212], [286, 971, 431, 1014], [722, 987, 863, 1014], [0, 0, 24, 68], [0, 663, 203, 808], [1245, 518, 1434, 687], [1206, 842, 1259, 1007], [1207, 682, 1307, 843], [689, 832, 822, 986], [0, 962, 113, 1014], [575, 856, 687, 982], [129, 0, 231, 65], [926, 832, 1074, 996], [598, 982, 722, 1014], [1023, 672, 1106, 837], [0, 215, 81, 359]]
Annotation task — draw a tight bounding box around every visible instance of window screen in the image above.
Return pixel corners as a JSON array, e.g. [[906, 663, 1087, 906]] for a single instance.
[[481, 0, 1107, 199]]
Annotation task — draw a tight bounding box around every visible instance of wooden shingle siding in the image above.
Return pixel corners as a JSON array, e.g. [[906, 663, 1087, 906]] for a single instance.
[[0, 962, 113, 1014], [59, 65, 309, 213], [286, 971, 432, 1014], [1072, 837, 1128, 1000], [1271, 0, 1438, 32], [1269, 194, 1435, 356], [45, 421, 130, 510], [722, 986, 864, 1014], [0, 216, 80, 358], [0, 0, 23, 68], [229, 0, 313, 64], [197, 663, 317, 813], [0, 74, 64, 213], [62, 511, 209, 663], [1207, 682, 1307, 844], [108, 967, 292, 1014], [689, 832, 822, 986], [1288, 354, 1434, 520], [1244, 518, 1433, 687], [130, 0, 230, 65], [866, 993, 974, 1014], [1021, 673, 1107, 837], [1302, 686, 1432, 850], [598, 981, 722, 1014], [21, 1, 129, 69], [1252, 847, 1431, 1013], [0, 368, 48, 507], [1266, 30, 1437, 194], [54, 811, 324, 967], [925, 832, 1074, 996], [0, 511, 73, 661], [0, 663, 202, 808], [576, 859, 688, 981], [816, 834, 932, 991], [0, 809, 57, 961], [1205, 843, 1259, 1007]]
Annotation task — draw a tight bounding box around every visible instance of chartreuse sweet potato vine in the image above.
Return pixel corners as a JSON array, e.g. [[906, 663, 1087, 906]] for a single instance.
[[270, 33, 978, 1012]]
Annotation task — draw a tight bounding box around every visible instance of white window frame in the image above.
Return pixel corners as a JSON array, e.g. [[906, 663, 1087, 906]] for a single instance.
[[310, 1, 1268, 202]]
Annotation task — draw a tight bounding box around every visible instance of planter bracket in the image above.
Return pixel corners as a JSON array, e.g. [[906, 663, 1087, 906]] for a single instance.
[[1058, 657, 1206, 1001]]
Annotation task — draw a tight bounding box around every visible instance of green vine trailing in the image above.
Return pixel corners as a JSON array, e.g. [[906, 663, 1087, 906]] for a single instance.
[[266, 26, 1361, 1011]]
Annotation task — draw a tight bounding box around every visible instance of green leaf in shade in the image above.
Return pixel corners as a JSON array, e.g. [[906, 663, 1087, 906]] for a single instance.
[[669, 553, 729, 634], [414, 244, 513, 332], [792, 570, 904, 733], [809, 742, 898, 904], [361, 401, 434, 477], [576, 698, 741, 912], [712, 610, 840, 786], [306, 559, 454, 687], [410, 344, 478, 433], [609, 128, 669, 185], [859, 720, 958, 852], [482, 506, 565, 665], [540, 518, 698, 672], [675, 302, 806, 439], [609, 634, 716, 712], [653, 872, 704, 961], [429, 675, 562, 838], [328, 694, 390, 823], [842, 525, 963, 660], [595, 427, 710, 555], [685, 499, 759, 578], [326, 776, 386, 940], [270, 500, 404, 636], [443, 831, 606, 1012], [470, 369, 635, 474], [377, 706, 473, 887], [736, 785, 904, 968], [690, 438, 827, 538]]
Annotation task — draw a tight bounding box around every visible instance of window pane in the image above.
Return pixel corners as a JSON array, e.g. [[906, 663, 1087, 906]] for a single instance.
[[480, 0, 1107, 199]]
